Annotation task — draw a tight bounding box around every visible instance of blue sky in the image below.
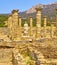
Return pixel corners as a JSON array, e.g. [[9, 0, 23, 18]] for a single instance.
[[0, 0, 57, 13]]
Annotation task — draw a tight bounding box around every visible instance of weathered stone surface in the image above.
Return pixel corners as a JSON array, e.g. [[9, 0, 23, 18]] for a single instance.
[[0, 8, 57, 65]]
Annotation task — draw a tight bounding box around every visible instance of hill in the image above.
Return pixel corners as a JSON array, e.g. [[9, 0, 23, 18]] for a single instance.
[[19, 2, 57, 21], [0, 2, 57, 27]]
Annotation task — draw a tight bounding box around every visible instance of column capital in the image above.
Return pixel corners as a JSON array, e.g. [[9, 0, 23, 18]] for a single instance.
[[43, 16, 47, 18], [8, 14, 12, 17], [55, 8, 57, 11], [55, 9, 57, 14], [35, 7, 42, 11], [12, 9, 19, 14], [19, 16, 21, 18], [29, 16, 32, 18]]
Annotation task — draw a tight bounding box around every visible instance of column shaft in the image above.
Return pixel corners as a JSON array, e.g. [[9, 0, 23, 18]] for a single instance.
[[44, 16, 47, 37], [7, 14, 13, 39], [35, 7, 42, 38], [30, 17, 33, 36], [12, 10, 20, 40], [19, 17, 22, 37], [51, 24, 54, 38]]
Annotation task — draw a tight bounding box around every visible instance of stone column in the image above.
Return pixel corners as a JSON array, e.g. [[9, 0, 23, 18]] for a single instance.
[[4, 21, 8, 26], [7, 14, 13, 39], [29, 16, 33, 36], [24, 22, 29, 36], [51, 24, 54, 38], [56, 9, 57, 22], [55, 9, 57, 34], [12, 10, 19, 40], [35, 7, 42, 38], [19, 16, 22, 37], [12, 10, 19, 26], [44, 16, 47, 37], [19, 16, 22, 27]]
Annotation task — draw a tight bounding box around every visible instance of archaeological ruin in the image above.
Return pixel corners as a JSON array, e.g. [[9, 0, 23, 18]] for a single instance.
[[0, 6, 57, 65]]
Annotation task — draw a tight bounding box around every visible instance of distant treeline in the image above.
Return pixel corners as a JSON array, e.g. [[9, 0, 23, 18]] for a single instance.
[[0, 15, 8, 27], [0, 15, 56, 27], [22, 18, 56, 27]]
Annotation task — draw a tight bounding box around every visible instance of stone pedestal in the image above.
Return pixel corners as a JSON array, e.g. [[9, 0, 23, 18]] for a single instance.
[[35, 7, 42, 39]]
